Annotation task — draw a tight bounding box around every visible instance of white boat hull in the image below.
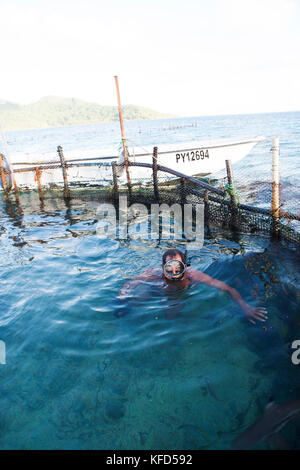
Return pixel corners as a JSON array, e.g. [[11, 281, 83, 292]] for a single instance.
[[3, 136, 265, 190], [119, 137, 265, 183]]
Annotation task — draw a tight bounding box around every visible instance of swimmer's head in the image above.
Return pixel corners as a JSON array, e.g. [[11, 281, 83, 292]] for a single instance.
[[162, 249, 187, 281]]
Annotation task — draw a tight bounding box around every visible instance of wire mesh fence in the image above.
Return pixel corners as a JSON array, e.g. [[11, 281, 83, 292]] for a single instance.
[[209, 171, 300, 220], [203, 142, 300, 236]]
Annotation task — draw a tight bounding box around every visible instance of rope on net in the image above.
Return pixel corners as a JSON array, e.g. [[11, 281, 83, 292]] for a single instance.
[[223, 182, 240, 205]]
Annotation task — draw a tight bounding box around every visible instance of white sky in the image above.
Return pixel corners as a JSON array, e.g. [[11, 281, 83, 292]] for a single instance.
[[0, 0, 300, 116]]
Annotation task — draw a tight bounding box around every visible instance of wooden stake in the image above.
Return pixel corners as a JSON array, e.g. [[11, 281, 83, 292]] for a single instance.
[[35, 167, 43, 200], [271, 137, 280, 219], [112, 162, 118, 201], [225, 160, 238, 208], [57, 145, 70, 198], [0, 127, 19, 198], [204, 189, 209, 222], [152, 147, 159, 202], [271, 136, 280, 237], [225, 159, 239, 230], [0, 153, 7, 194], [204, 190, 209, 205], [114, 76, 131, 194], [180, 177, 186, 205]]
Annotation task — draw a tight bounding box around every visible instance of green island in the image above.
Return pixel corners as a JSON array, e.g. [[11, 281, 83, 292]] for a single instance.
[[0, 96, 175, 131]]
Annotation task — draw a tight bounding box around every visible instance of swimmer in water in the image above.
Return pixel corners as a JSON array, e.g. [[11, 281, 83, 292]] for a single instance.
[[118, 248, 268, 324]]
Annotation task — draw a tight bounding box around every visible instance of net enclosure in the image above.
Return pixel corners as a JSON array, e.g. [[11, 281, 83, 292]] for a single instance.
[[0, 140, 299, 248]]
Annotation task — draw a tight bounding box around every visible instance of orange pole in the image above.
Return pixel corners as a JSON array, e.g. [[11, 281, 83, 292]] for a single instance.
[[114, 76, 131, 192], [114, 76, 126, 152]]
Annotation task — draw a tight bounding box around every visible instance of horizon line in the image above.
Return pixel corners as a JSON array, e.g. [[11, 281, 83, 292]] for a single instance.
[[0, 95, 299, 119]]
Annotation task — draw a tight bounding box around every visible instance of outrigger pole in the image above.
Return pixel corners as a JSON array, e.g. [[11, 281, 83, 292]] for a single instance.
[[114, 75, 131, 192]]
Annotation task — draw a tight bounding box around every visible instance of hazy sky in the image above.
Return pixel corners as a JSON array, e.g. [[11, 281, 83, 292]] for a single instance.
[[1, 0, 300, 116]]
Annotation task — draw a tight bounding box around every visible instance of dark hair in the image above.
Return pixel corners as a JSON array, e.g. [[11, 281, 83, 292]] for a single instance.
[[162, 249, 186, 265]]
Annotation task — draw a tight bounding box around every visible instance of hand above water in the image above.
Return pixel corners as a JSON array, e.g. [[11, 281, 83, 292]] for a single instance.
[[243, 305, 268, 324]]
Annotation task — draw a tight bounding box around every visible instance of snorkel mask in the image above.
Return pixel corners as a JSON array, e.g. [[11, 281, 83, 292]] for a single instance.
[[163, 259, 186, 281]]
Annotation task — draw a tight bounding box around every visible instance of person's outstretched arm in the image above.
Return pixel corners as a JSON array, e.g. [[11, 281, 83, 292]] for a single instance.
[[116, 268, 160, 318], [118, 268, 160, 299], [188, 269, 268, 324]]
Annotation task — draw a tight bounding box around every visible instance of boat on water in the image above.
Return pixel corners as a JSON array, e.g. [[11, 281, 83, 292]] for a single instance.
[[0, 135, 265, 190], [0, 77, 265, 191], [118, 135, 265, 181]]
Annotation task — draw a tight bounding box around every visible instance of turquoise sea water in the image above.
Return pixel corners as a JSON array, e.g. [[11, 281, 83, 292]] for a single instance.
[[0, 112, 300, 449]]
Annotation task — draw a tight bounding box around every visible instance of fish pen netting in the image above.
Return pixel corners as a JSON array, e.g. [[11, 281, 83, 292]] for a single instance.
[[1, 158, 300, 247]]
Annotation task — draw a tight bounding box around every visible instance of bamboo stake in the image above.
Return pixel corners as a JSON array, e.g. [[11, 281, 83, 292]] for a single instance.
[[0, 153, 7, 194], [180, 177, 186, 205], [271, 137, 280, 219], [271, 136, 280, 237], [57, 145, 70, 198], [204, 190, 209, 205], [114, 76, 131, 194], [152, 146, 159, 202], [35, 167, 43, 200], [225, 160, 238, 208], [112, 162, 118, 202], [225, 159, 238, 230], [204, 189, 209, 220], [0, 127, 19, 199]]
